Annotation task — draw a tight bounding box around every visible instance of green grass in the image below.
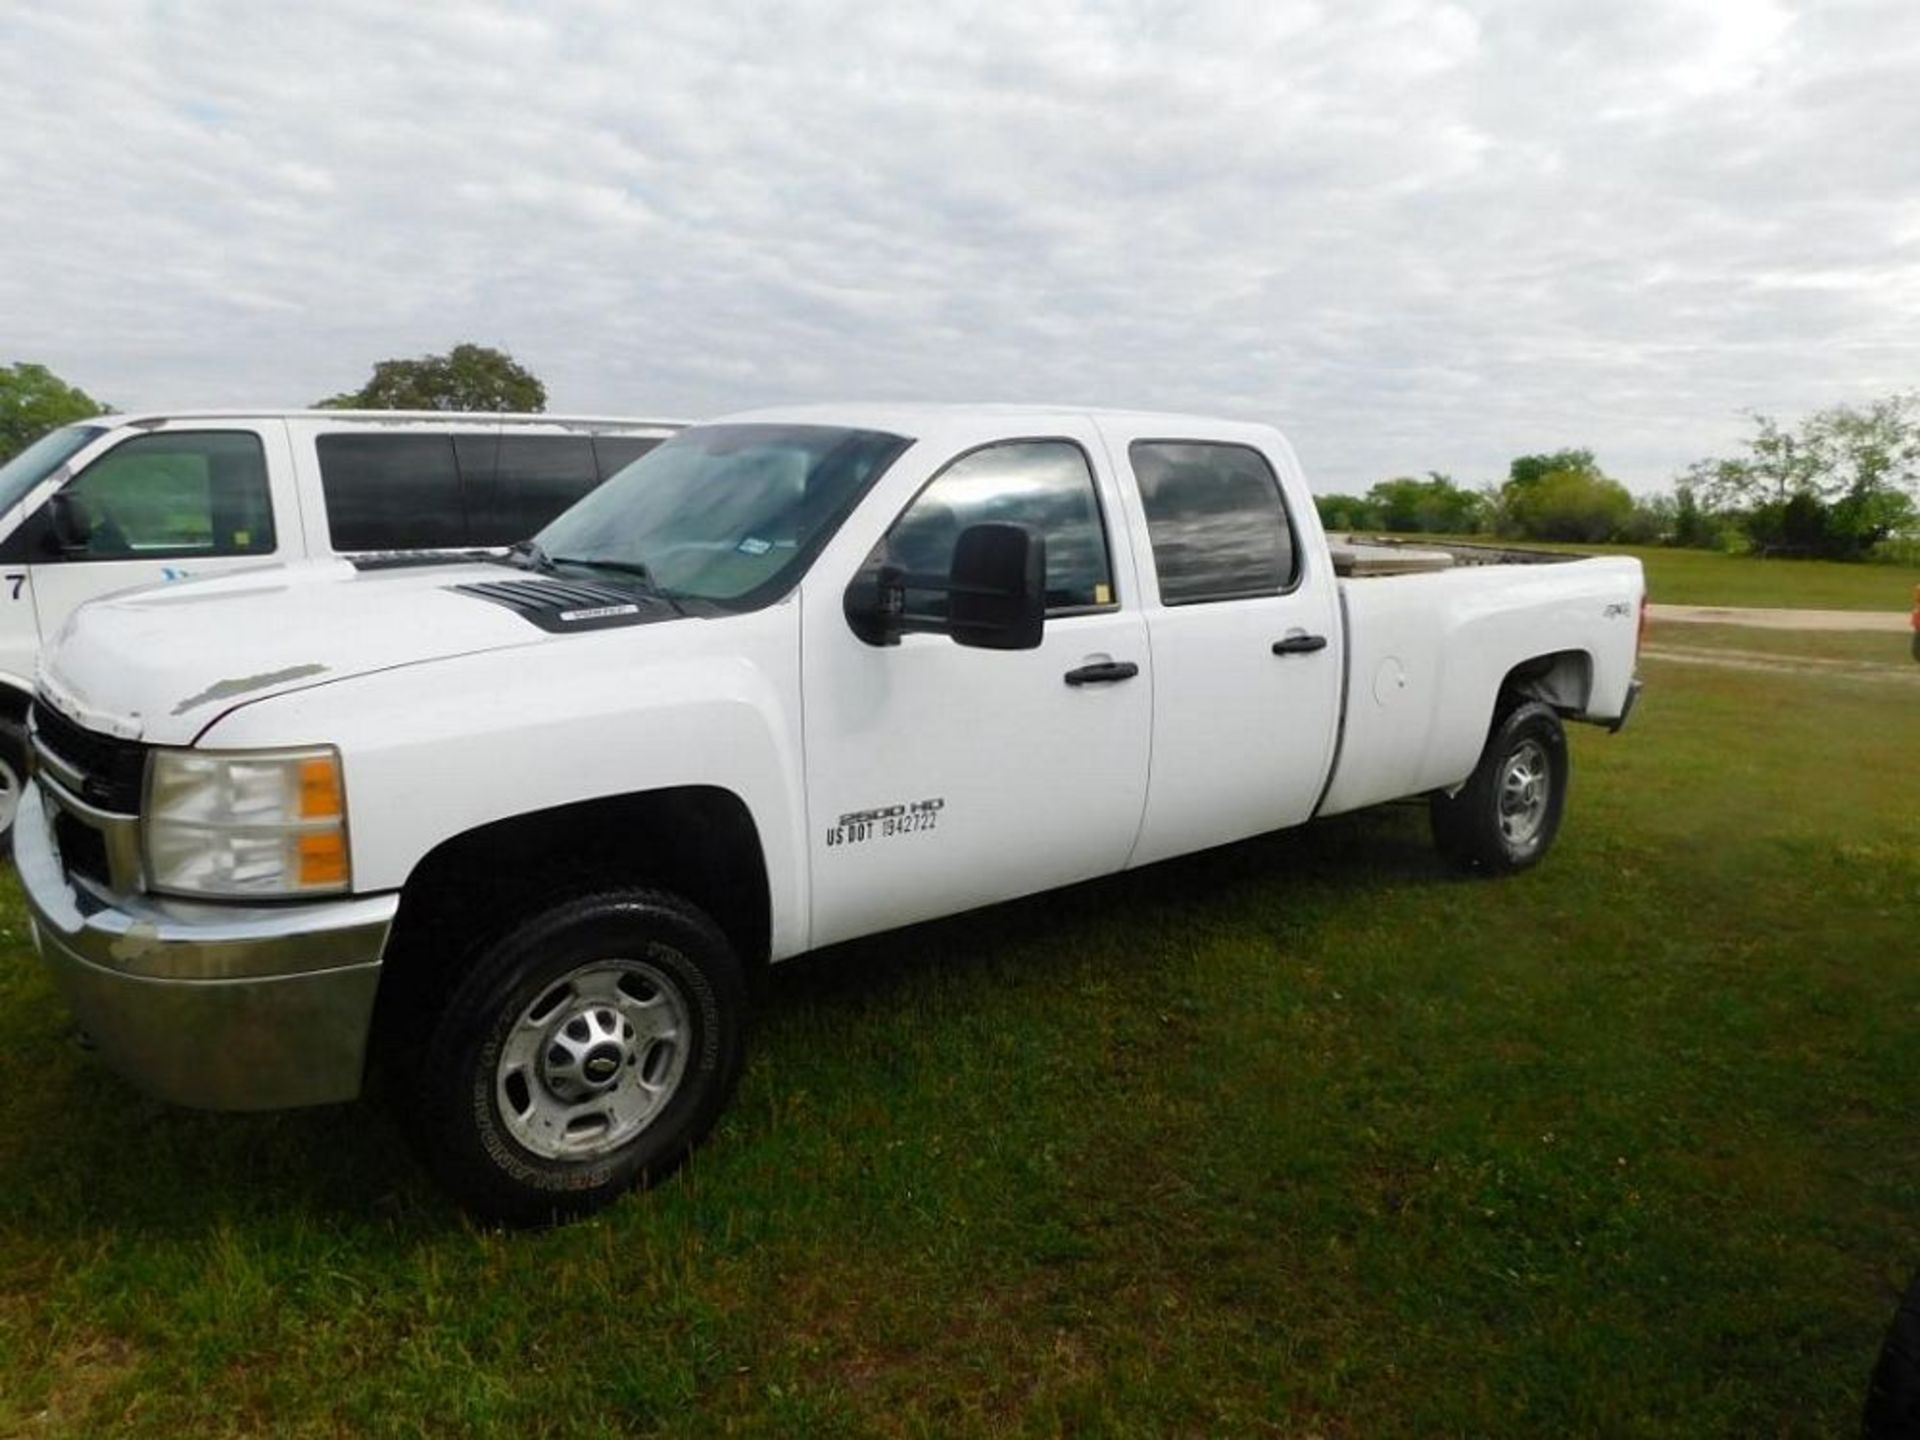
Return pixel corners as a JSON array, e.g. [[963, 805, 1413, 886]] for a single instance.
[[2, 648, 1917, 1436], [1378, 534, 1920, 611]]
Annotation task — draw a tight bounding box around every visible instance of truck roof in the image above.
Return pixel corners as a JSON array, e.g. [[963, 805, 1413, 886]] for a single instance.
[[712, 401, 1282, 435]]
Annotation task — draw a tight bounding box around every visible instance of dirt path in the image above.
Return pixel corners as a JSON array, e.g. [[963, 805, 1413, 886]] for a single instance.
[[1648, 603, 1909, 633], [1642, 644, 1920, 684]]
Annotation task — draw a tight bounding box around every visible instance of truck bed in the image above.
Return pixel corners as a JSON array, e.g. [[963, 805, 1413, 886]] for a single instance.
[[1328, 533, 1586, 577]]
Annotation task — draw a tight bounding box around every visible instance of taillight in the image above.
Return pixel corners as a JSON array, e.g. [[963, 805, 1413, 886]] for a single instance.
[[1637, 593, 1649, 657]]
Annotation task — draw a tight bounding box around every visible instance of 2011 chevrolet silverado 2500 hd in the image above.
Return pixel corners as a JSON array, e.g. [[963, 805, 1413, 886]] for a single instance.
[[16, 405, 1644, 1224]]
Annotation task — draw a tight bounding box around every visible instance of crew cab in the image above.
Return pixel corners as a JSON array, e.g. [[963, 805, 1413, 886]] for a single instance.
[[0, 410, 681, 848], [15, 405, 1644, 1224]]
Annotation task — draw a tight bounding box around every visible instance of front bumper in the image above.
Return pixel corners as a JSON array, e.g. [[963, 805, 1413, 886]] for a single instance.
[[15, 784, 398, 1111]]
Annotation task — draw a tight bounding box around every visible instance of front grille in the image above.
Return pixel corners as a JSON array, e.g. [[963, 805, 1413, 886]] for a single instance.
[[52, 807, 112, 888], [30, 700, 149, 814]]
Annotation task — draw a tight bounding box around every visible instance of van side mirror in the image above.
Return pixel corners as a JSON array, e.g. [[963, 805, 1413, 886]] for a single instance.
[[946, 522, 1045, 651], [843, 521, 1047, 651]]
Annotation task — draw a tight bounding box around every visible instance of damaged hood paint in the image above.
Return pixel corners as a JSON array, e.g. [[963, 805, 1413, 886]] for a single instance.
[[37, 559, 584, 745]]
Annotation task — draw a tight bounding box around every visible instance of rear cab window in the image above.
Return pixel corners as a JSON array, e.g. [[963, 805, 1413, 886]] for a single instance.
[[1129, 440, 1298, 604]]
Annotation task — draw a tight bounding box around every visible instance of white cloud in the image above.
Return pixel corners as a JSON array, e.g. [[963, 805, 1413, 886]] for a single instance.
[[1, 0, 1916, 491]]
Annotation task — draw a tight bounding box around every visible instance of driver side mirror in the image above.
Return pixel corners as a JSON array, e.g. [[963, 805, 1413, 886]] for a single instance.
[[844, 521, 1047, 651], [946, 521, 1045, 651]]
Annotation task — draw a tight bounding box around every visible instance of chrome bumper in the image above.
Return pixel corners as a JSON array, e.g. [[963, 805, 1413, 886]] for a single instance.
[[15, 784, 398, 1111]]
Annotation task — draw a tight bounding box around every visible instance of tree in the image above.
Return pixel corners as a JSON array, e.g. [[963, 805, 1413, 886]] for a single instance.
[[1506, 448, 1600, 494], [1313, 493, 1379, 532], [1495, 448, 1632, 542], [0, 362, 109, 464], [1365, 471, 1486, 534], [1680, 395, 1920, 559], [317, 343, 546, 413]]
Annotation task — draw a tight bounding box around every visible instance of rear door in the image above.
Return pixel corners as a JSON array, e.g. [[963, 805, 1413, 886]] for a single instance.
[[800, 425, 1153, 949], [1104, 424, 1342, 867]]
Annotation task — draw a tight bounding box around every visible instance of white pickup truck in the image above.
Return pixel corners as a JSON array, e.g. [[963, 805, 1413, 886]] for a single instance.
[[16, 405, 1644, 1224]]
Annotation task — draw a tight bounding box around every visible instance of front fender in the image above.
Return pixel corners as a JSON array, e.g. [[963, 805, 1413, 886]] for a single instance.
[[199, 604, 811, 959]]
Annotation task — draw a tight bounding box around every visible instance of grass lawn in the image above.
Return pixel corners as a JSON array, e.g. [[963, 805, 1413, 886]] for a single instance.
[[1, 631, 1916, 1436], [1375, 534, 1920, 612]]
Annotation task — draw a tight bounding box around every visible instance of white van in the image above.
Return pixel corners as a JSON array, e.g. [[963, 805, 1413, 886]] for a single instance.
[[0, 410, 682, 844]]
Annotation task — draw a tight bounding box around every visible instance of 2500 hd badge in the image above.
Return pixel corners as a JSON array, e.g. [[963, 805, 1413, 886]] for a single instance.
[[825, 798, 945, 847]]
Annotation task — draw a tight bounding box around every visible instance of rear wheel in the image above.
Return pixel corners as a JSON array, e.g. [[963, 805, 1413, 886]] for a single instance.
[[403, 888, 746, 1227], [1430, 700, 1568, 874]]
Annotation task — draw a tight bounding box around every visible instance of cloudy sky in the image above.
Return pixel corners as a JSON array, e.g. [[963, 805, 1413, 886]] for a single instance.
[[3, 1, 1916, 493]]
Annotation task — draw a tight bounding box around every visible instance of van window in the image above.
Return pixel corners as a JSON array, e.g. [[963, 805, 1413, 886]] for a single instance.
[[592, 435, 663, 479], [317, 434, 465, 551], [1130, 441, 1297, 604], [456, 434, 602, 546], [55, 431, 275, 560]]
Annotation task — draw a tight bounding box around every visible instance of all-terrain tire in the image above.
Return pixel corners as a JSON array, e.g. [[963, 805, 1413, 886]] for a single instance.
[[403, 888, 746, 1227], [1430, 700, 1568, 874]]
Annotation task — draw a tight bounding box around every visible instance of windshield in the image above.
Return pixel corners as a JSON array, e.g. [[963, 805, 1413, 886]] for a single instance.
[[0, 424, 106, 516], [534, 423, 913, 606]]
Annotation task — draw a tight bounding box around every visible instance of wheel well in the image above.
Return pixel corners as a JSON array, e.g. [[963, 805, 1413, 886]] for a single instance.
[[1497, 650, 1592, 719], [0, 685, 29, 727], [374, 786, 770, 1038]]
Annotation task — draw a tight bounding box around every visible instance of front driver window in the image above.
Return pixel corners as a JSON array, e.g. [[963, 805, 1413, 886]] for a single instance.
[[55, 431, 276, 560], [868, 440, 1115, 620]]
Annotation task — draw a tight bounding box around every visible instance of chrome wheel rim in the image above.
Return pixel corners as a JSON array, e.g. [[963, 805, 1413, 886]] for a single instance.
[[1497, 738, 1551, 849], [495, 956, 692, 1161], [0, 753, 20, 837]]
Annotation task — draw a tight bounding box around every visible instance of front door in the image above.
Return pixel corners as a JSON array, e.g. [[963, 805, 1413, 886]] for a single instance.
[[801, 431, 1152, 950], [26, 424, 296, 646]]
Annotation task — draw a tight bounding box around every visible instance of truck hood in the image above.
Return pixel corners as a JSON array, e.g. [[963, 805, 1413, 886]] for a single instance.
[[36, 559, 678, 745]]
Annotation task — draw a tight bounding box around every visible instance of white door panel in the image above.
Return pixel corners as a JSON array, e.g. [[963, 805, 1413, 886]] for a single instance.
[[803, 611, 1151, 948], [800, 425, 1152, 950]]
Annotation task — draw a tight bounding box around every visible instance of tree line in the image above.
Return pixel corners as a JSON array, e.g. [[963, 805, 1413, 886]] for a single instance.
[[3, 351, 1914, 563], [0, 344, 545, 465], [1316, 394, 1920, 563]]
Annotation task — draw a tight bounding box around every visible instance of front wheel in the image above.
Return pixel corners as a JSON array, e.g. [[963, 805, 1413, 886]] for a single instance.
[[1430, 700, 1568, 874], [403, 888, 746, 1227], [0, 716, 28, 858]]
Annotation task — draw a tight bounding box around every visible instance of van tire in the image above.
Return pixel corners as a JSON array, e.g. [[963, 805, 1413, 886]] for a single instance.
[[0, 717, 28, 858], [403, 887, 746, 1227], [1430, 701, 1567, 874]]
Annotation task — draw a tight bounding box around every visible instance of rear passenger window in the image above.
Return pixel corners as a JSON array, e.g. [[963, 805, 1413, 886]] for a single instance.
[[869, 440, 1114, 616], [1131, 441, 1297, 604], [58, 431, 275, 560], [457, 435, 601, 545], [318, 435, 465, 551]]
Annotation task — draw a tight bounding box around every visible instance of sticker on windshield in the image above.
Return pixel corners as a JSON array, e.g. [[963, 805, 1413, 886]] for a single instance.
[[736, 537, 773, 556]]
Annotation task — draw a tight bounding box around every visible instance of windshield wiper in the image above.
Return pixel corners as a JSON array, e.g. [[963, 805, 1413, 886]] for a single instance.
[[504, 539, 555, 572], [549, 555, 684, 613]]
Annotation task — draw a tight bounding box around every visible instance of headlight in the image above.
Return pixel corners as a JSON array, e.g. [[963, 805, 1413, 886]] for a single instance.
[[143, 747, 350, 898]]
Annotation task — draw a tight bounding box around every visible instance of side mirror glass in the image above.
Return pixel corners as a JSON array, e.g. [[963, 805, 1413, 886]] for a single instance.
[[947, 522, 1045, 651]]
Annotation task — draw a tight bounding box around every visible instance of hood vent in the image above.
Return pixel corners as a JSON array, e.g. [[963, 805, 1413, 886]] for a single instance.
[[449, 578, 675, 633]]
